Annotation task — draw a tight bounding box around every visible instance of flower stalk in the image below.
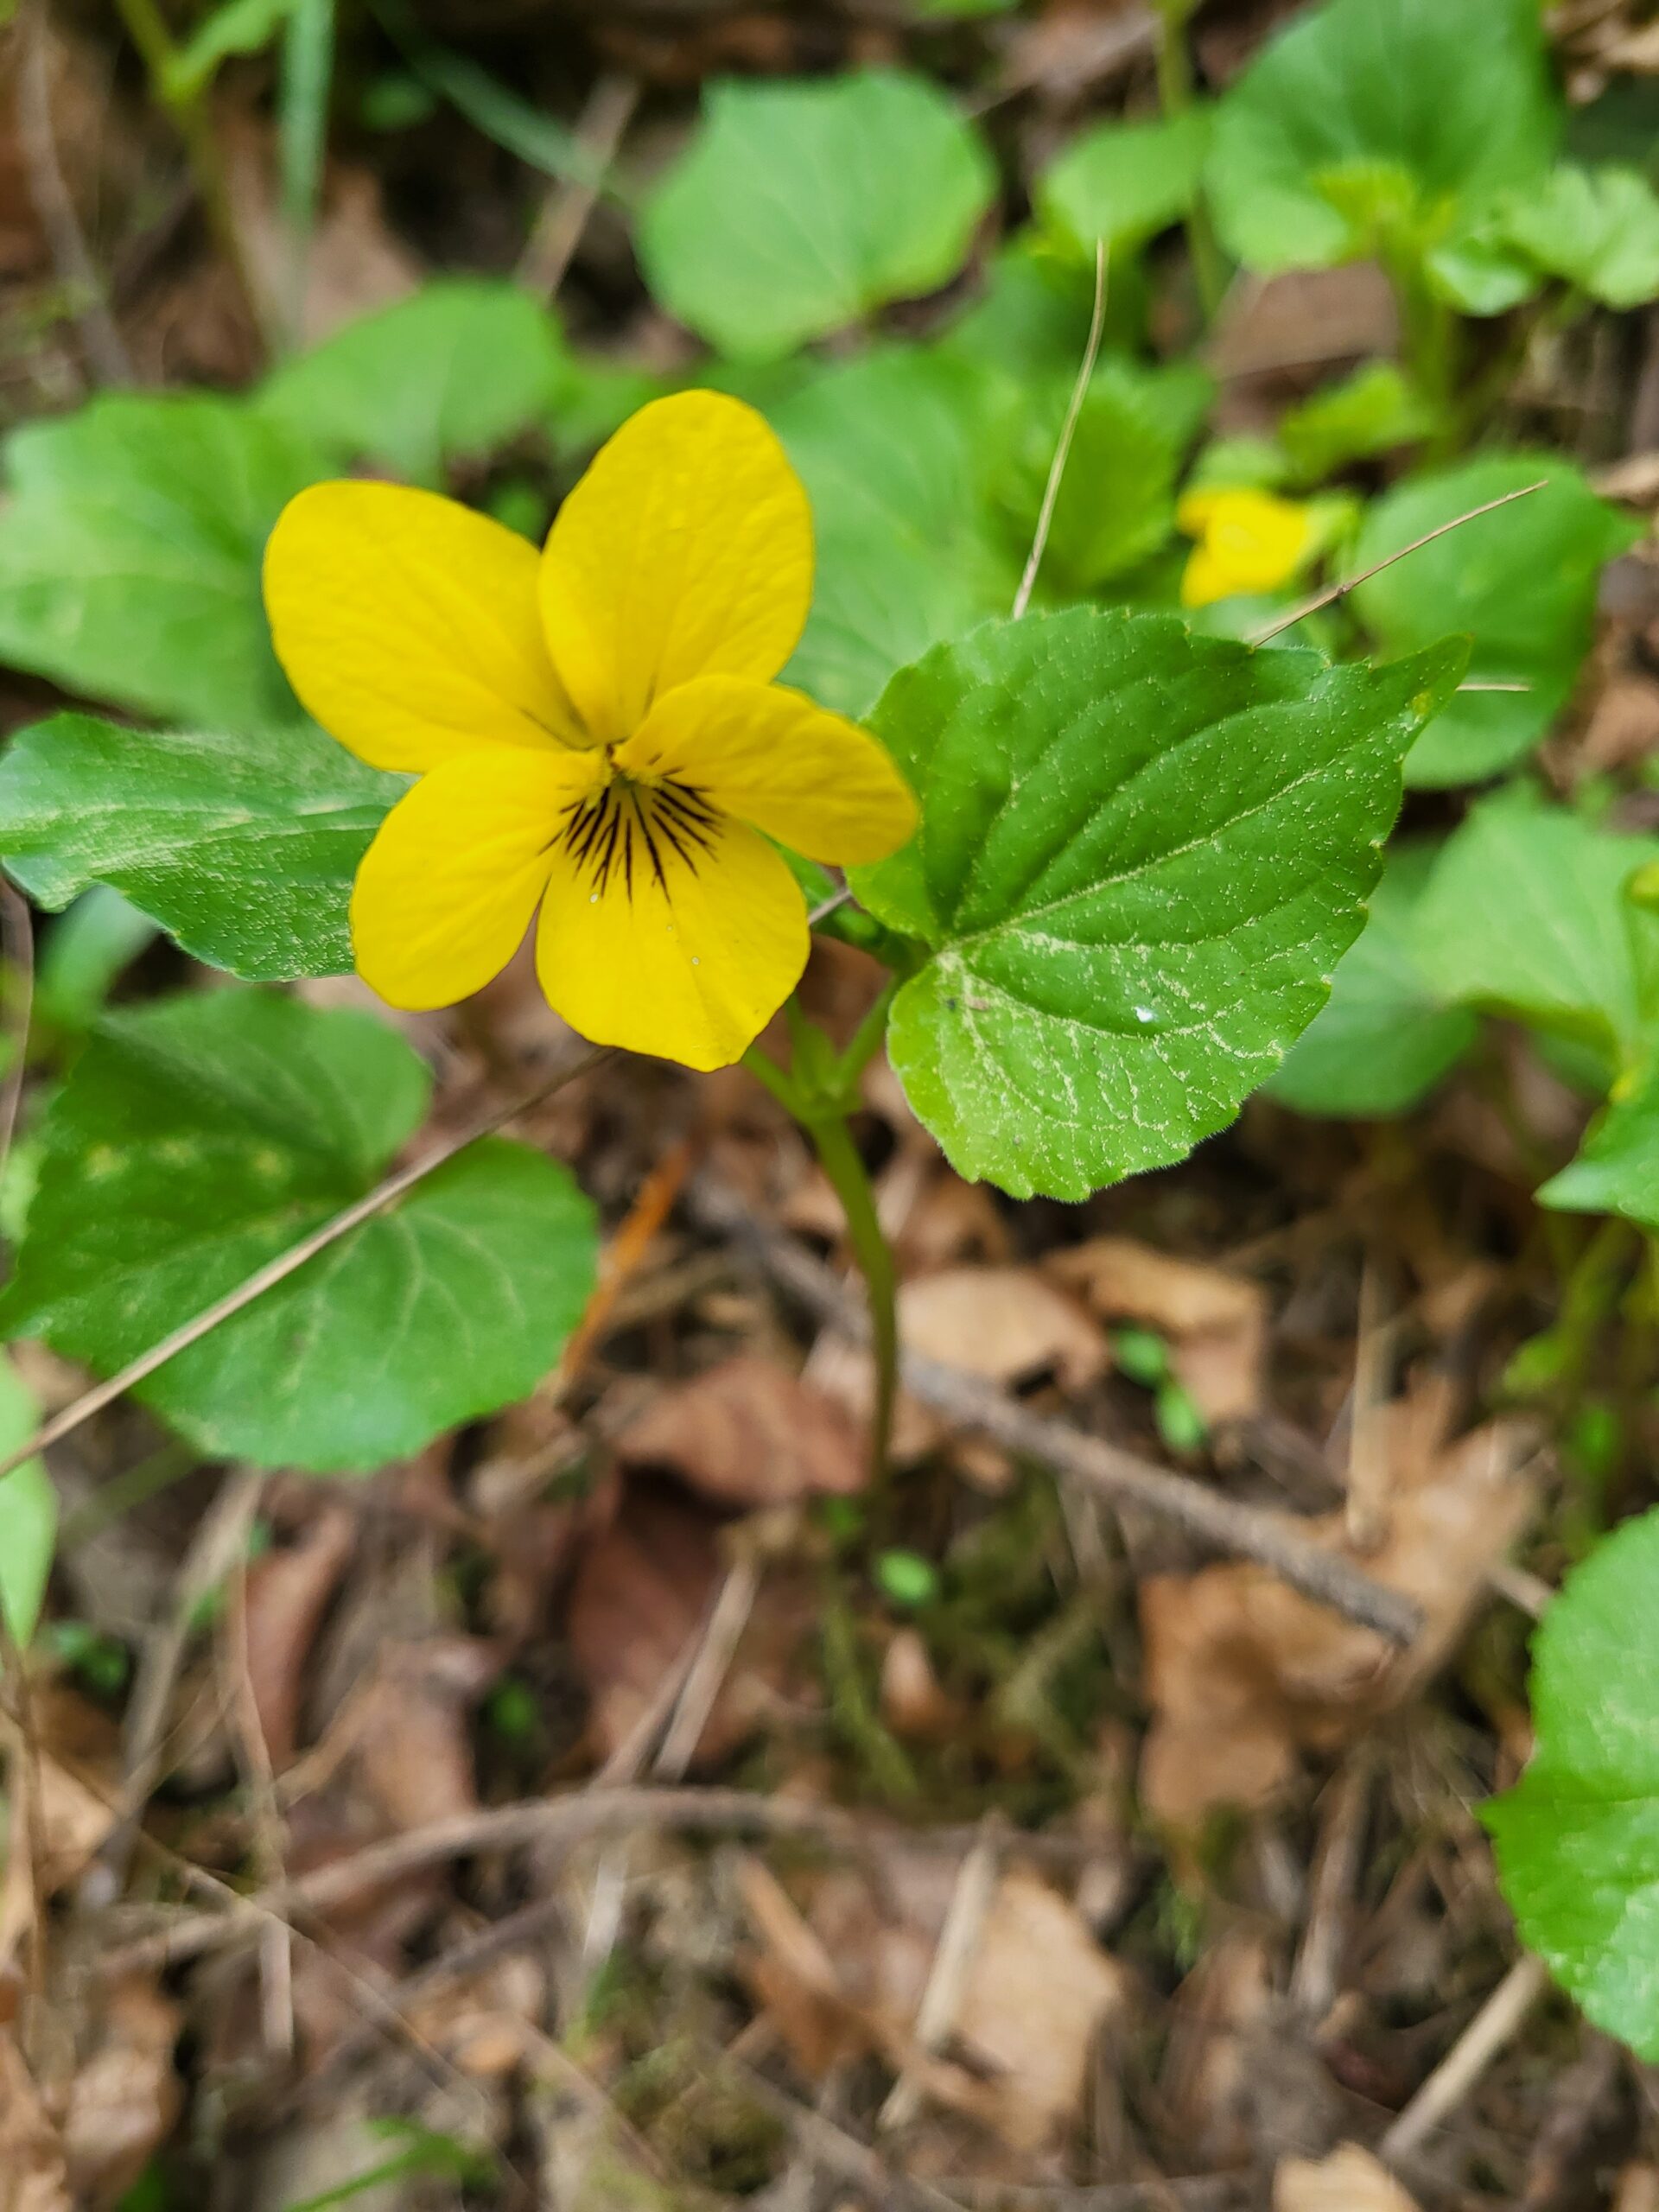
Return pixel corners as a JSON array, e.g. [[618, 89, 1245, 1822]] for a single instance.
[[746, 982, 901, 1502], [109, 0, 266, 344], [1154, 0, 1225, 323]]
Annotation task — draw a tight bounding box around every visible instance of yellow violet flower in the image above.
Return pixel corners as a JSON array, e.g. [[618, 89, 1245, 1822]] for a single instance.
[[1177, 486, 1319, 609], [263, 391, 917, 1071]]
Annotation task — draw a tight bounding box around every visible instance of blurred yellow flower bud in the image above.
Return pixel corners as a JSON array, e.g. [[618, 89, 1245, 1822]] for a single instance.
[[1177, 486, 1319, 609]]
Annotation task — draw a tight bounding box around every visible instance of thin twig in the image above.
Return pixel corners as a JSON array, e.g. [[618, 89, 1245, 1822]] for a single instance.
[[555, 1135, 696, 1391], [1379, 1953, 1553, 2162], [575, 1551, 760, 1991], [226, 1541, 295, 2056], [690, 1181, 1424, 1643], [808, 884, 855, 928], [107, 0, 267, 342], [93, 1785, 1102, 1981], [1289, 1743, 1376, 2024], [655, 1555, 760, 1783], [1014, 238, 1108, 621], [879, 1814, 1004, 2132], [517, 72, 639, 297], [16, 4, 133, 385], [1248, 481, 1549, 645], [0, 1041, 613, 1485], [94, 1465, 265, 1893], [714, 2045, 967, 2212], [0, 884, 43, 2005]]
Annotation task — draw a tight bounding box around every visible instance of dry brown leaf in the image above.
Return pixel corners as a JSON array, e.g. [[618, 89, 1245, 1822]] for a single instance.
[[736, 1855, 880, 2078], [407, 1952, 544, 2079], [809, 1266, 1106, 1462], [61, 1978, 181, 2210], [1603, 18, 1659, 69], [1615, 2165, 1659, 2212], [1048, 1236, 1268, 1422], [353, 1638, 499, 1835], [1274, 2145, 1421, 2212], [241, 1503, 357, 1770], [33, 1751, 119, 1897], [1140, 1409, 1538, 1827], [0, 2033, 70, 2212], [568, 1481, 811, 1768], [1209, 264, 1399, 385], [1580, 675, 1659, 772], [901, 1268, 1107, 1393], [894, 1172, 1011, 1276], [1159, 1929, 1275, 2170], [226, 135, 420, 345], [743, 1855, 1127, 2154], [615, 1354, 865, 1507], [880, 1629, 961, 1743], [951, 1867, 1131, 2153]]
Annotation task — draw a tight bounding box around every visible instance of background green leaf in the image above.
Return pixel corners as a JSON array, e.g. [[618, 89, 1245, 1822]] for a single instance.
[[639, 69, 996, 359], [1486, 1508, 1659, 2059], [1039, 110, 1211, 257], [33, 887, 157, 1036], [0, 992, 598, 1472], [0, 1352, 55, 1646], [0, 714, 404, 982], [1205, 0, 1557, 274], [1540, 1058, 1659, 1229], [1278, 363, 1440, 484], [1413, 788, 1659, 1071], [0, 395, 326, 734], [1500, 164, 1659, 309], [772, 350, 1015, 718], [850, 608, 1463, 1199], [1269, 843, 1479, 1116], [1428, 165, 1659, 316], [257, 280, 575, 486], [991, 358, 1209, 598], [166, 0, 297, 99], [1351, 455, 1638, 786]]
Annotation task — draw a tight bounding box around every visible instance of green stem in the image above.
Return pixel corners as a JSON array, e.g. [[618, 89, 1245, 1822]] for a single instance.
[[1380, 234, 1465, 454], [279, 0, 336, 350], [1154, 0, 1224, 324], [745, 984, 903, 1504], [819, 1581, 918, 1803], [110, 0, 268, 345], [807, 1106, 899, 1504]]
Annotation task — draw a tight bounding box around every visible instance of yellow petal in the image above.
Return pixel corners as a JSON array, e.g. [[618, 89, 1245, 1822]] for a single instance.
[[1177, 487, 1316, 607], [614, 675, 917, 866], [352, 745, 601, 1010], [1179, 542, 1236, 609], [535, 785, 807, 1071], [265, 480, 582, 772], [538, 391, 812, 745], [1175, 488, 1227, 536]]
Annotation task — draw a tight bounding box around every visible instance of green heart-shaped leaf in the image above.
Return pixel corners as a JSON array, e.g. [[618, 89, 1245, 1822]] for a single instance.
[[1487, 1508, 1659, 2060], [1351, 454, 1639, 787], [256, 280, 575, 486], [0, 991, 597, 1472], [0, 713, 404, 981], [1414, 786, 1659, 1071], [1205, 0, 1557, 275], [1269, 842, 1478, 1117], [639, 68, 995, 359], [0, 395, 327, 733], [851, 607, 1464, 1199]]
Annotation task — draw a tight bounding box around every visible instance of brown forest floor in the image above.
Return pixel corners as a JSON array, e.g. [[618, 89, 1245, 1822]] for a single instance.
[[8, 2, 1659, 2208]]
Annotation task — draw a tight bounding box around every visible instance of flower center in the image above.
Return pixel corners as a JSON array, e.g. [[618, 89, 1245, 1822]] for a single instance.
[[556, 769, 721, 902]]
